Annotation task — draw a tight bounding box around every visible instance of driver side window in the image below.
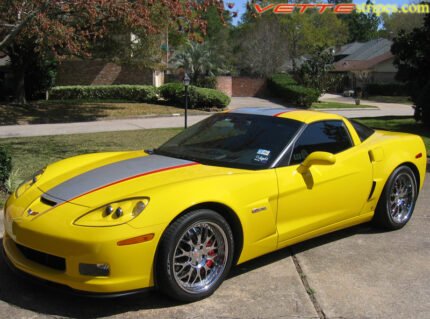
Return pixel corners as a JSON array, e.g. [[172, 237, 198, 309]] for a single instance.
[[290, 120, 353, 165]]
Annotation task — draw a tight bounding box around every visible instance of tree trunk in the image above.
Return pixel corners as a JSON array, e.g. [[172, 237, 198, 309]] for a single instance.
[[14, 64, 27, 105]]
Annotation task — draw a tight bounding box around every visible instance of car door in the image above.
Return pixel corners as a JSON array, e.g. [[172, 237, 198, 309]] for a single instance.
[[275, 120, 373, 244]]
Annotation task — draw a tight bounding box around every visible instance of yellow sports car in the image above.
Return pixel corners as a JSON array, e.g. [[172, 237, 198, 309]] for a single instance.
[[3, 108, 426, 301]]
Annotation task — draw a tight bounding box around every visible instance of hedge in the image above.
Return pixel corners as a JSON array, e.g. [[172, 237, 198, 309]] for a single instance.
[[50, 85, 158, 103], [366, 83, 409, 96], [268, 73, 320, 107], [159, 83, 230, 109]]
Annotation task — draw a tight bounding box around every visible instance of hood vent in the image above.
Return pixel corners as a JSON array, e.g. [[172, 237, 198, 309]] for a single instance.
[[41, 195, 58, 207]]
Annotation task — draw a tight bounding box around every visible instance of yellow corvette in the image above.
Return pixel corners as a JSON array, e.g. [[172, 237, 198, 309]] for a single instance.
[[3, 107, 427, 301]]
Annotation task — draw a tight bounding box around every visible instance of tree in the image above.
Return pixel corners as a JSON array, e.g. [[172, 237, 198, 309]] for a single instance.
[[233, 15, 288, 77], [233, 6, 348, 76], [0, 0, 224, 104], [296, 47, 334, 93], [201, 5, 234, 75], [391, 12, 430, 124], [170, 41, 226, 84], [331, 0, 380, 42], [381, 12, 425, 39]]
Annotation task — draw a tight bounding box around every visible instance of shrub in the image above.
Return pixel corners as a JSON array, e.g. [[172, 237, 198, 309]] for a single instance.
[[270, 73, 298, 86], [50, 85, 158, 103], [195, 76, 218, 89], [366, 83, 408, 96], [158, 83, 184, 105], [268, 73, 320, 108], [159, 83, 230, 109], [0, 146, 12, 192]]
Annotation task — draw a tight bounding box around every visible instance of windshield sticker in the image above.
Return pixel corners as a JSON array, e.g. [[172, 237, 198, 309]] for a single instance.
[[254, 155, 269, 163], [257, 149, 271, 156]]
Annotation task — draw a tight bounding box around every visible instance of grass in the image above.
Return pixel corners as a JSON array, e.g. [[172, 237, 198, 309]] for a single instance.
[[366, 95, 412, 105], [0, 100, 210, 126], [312, 101, 377, 109], [356, 116, 430, 151]]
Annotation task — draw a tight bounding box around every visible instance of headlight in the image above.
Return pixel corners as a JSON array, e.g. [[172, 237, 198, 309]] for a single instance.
[[15, 168, 45, 198], [74, 198, 149, 227]]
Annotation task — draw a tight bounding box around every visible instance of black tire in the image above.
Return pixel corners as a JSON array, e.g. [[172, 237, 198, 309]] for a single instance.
[[373, 165, 418, 230], [156, 209, 234, 302]]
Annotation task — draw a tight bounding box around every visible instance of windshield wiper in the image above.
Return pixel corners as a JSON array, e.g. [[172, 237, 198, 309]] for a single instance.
[[153, 148, 204, 163]]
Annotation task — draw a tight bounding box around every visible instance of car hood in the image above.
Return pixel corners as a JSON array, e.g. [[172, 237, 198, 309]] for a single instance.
[[37, 151, 241, 208]]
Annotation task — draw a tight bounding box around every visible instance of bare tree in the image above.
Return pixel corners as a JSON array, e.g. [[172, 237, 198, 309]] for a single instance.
[[236, 17, 289, 77]]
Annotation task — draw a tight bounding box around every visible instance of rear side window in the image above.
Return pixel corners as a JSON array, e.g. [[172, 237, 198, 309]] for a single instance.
[[350, 120, 375, 142], [290, 120, 353, 165]]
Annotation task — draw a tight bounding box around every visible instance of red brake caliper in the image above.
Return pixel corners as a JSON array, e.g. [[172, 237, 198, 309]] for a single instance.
[[206, 240, 215, 268]]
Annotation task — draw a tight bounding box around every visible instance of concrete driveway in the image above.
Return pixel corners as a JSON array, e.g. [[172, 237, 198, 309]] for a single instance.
[[0, 172, 429, 319]]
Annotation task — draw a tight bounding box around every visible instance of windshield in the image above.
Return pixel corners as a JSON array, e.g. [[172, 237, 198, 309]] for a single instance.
[[155, 113, 303, 169]]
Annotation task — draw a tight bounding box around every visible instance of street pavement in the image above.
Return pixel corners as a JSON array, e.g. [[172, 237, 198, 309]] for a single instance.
[[0, 172, 429, 319], [0, 96, 414, 139]]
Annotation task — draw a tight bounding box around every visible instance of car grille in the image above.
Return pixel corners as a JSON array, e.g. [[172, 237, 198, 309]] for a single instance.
[[16, 243, 66, 272]]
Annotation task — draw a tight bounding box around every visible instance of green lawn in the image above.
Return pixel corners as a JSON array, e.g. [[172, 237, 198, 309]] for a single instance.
[[356, 116, 430, 150], [312, 101, 377, 109], [0, 100, 210, 126], [366, 95, 412, 105]]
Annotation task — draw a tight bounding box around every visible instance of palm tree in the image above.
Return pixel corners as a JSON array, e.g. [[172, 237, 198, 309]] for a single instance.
[[170, 41, 224, 84]]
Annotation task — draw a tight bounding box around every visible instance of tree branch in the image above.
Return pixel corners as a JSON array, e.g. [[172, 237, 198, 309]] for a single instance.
[[0, 1, 50, 51]]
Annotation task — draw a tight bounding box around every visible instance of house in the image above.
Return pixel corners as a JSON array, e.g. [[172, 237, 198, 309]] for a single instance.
[[332, 38, 398, 89], [55, 59, 164, 87]]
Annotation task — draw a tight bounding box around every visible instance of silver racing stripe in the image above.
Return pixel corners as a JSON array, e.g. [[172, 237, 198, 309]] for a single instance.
[[42, 155, 194, 205]]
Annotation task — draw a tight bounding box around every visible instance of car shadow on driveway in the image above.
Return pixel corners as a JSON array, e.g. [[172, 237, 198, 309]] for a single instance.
[[0, 223, 384, 318]]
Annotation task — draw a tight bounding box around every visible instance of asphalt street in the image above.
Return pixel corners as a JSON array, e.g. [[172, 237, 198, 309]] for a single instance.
[[0, 172, 429, 319]]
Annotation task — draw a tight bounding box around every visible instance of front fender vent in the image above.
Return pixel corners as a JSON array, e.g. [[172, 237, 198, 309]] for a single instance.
[[368, 181, 376, 201]]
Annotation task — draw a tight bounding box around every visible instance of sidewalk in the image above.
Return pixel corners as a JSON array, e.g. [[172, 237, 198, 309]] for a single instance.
[[0, 115, 210, 139], [320, 93, 414, 117], [0, 96, 414, 139]]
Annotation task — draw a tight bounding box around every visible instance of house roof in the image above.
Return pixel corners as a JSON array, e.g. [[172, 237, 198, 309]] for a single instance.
[[336, 42, 366, 56], [333, 38, 393, 72]]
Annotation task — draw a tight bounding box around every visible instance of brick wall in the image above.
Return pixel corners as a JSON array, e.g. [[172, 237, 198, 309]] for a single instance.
[[216, 76, 232, 97], [56, 60, 154, 86], [232, 77, 267, 97], [216, 76, 267, 97]]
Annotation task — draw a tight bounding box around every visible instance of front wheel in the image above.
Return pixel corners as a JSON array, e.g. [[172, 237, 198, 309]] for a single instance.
[[156, 209, 234, 302], [373, 166, 418, 230]]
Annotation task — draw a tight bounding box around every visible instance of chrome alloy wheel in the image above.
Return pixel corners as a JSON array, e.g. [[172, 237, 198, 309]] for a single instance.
[[172, 221, 228, 294], [388, 172, 416, 224]]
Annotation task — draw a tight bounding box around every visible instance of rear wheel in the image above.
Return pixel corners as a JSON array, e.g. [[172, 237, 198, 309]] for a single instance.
[[373, 166, 418, 230], [156, 209, 234, 302]]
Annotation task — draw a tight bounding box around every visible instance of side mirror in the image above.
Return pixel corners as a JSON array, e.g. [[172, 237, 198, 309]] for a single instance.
[[297, 151, 336, 174]]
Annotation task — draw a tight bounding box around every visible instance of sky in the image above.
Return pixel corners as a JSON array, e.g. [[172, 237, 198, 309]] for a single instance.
[[225, 0, 414, 25]]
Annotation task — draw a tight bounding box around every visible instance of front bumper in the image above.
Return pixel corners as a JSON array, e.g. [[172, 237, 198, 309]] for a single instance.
[[2, 214, 166, 293], [1, 242, 152, 298]]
